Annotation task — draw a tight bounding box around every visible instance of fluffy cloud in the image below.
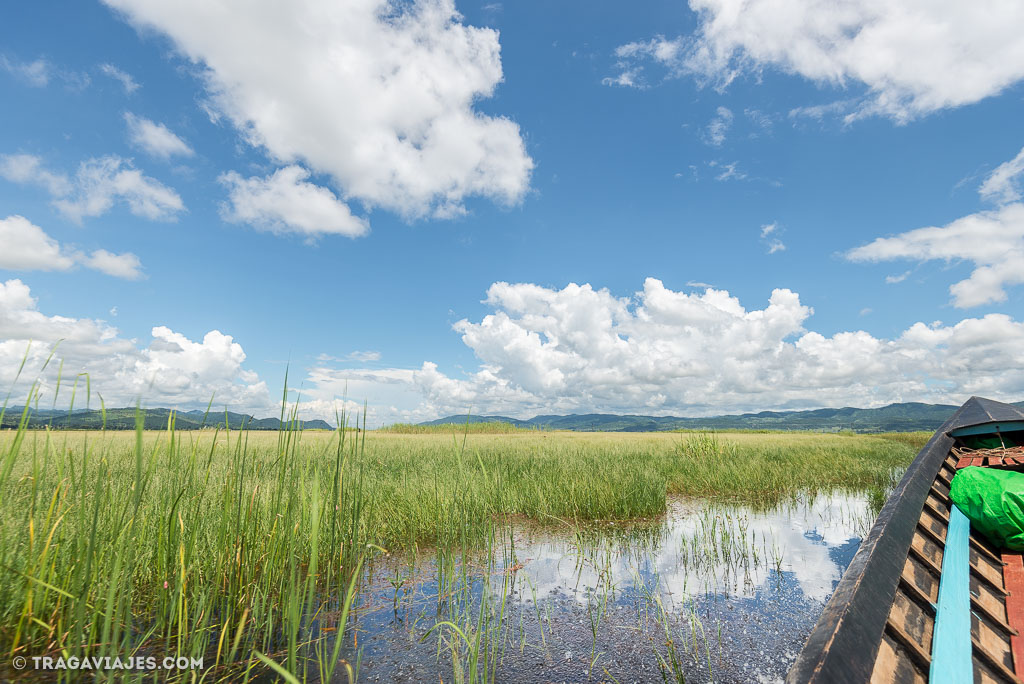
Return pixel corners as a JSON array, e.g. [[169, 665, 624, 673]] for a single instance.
[[54, 156, 184, 222], [9, 275, 1024, 424], [848, 148, 1024, 307], [0, 215, 143, 279], [81, 249, 144, 279], [849, 203, 1024, 308], [103, 0, 533, 219], [0, 279, 270, 410], [0, 153, 184, 223], [609, 1, 1024, 121], [0, 154, 71, 196], [0, 216, 76, 272], [295, 278, 1024, 424], [297, 367, 424, 426], [219, 166, 368, 238], [124, 113, 193, 159], [99, 63, 139, 93]]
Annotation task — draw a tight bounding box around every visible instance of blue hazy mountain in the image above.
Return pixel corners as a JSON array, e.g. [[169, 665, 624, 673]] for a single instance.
[[419, 401, 1012, 433], [1, 406, 332, 430]]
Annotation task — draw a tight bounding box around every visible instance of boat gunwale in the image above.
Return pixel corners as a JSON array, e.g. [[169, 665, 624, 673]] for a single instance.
[[787, 397, 1024, 684]]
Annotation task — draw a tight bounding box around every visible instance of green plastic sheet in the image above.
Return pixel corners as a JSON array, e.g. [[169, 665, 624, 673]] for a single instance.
[[949, 466, 1024, 550]]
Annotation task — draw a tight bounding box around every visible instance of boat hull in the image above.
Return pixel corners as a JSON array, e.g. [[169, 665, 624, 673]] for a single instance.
[[788, 397, 1024, 684]]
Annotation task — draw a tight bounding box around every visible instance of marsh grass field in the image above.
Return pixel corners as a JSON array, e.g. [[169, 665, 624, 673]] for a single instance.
[[0, 410, 928, 682]]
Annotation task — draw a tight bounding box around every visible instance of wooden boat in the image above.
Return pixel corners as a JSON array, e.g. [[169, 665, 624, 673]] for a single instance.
[[788, 396, 1024, 684]]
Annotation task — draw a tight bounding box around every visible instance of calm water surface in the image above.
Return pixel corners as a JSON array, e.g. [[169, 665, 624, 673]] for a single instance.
[[333, 491, 876, 683]]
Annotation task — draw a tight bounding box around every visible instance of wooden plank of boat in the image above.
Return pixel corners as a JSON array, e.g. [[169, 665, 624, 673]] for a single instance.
[[1002, 552, 1024, 678], [787, 396, 1024, 684]]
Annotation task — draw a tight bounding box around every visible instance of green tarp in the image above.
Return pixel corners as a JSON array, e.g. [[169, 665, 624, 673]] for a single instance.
[[950, 466, 1024, 550]]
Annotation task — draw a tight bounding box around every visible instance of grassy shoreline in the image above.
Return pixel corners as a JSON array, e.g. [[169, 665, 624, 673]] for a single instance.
[[0, 424, 925, 681]]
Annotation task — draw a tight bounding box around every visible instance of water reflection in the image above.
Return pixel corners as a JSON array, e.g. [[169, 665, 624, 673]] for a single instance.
[[508, 491, 872, 607], [341, 491, 876, 683]]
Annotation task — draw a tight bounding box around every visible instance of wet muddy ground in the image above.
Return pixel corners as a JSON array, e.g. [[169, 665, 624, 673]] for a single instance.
[[333, 492, 874, 683]]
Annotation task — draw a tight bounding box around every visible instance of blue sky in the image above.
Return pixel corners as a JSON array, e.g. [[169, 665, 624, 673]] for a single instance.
[[2, 0, 1024, 425]]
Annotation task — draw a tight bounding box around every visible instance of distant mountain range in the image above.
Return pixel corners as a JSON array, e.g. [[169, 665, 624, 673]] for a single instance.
[[6, 400, 1019, 433], [0, 407, 332, 431], [420, 400, 1024, 433]]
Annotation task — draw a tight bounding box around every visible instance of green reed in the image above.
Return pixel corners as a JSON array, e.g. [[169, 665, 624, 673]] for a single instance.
[[0, 382, 370, 683], [0, 389, 921, 681]]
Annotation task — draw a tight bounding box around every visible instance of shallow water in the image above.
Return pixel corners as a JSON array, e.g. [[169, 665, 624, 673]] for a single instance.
[[332, 491, 875, 683]]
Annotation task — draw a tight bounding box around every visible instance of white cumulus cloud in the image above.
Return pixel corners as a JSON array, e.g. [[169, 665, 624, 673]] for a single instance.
[[82, 249, 144, 280], [55, 156, 184, 222], [0, 215, 143, 280], [10, 275, 1024, 425], [848, 147, 1024, 308], [0, 279, 271, 410], [0, 216, 76, 272], [295, 278, 1024, 424], [0, 153, 184, 223], [103, 0, 533, 219], [0, 154, 71, 196], [219, 166, 368, 238], [608, 1, 1024, 121], [848, 203, 1024, 308], [124, 113, 193, 159]]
